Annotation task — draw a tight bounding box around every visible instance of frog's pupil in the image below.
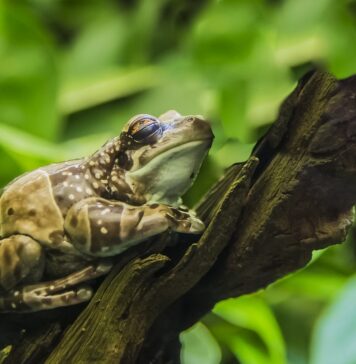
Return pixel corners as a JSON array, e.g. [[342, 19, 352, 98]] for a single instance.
[[131, 121, 161, 142]]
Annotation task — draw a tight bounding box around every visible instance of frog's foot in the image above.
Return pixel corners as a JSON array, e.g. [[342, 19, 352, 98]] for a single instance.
[[0, 261, 112, 312], [166, 208, 205, 234]]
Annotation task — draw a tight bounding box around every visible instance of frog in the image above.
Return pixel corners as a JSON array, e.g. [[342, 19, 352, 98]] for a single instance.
[[0, 110, 213, 312]]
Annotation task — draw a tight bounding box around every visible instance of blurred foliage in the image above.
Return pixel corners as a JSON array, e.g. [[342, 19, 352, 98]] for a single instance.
[[1, 0, 356, 363], [311, 275, 356, 364]]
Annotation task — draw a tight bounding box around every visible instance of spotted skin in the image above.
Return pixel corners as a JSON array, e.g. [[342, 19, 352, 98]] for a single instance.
[[65, 198, 204, 257], [0, 261, 112, 312], [0, 110, 213, 312]]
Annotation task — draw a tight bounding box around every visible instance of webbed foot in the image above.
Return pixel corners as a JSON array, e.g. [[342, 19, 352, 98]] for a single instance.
[[166, 208, 205, 234]]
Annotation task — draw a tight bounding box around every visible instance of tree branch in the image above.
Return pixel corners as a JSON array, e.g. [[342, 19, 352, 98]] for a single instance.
[[3, 70, 356, 364]]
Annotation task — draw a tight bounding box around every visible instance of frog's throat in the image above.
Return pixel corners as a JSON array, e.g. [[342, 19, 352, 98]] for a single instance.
[[133, 132, 213, 171], [125, 140, 210, 205]]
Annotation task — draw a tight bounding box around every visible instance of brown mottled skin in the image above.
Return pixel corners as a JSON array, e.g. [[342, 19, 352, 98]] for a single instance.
[[0, 110, 213, 312]]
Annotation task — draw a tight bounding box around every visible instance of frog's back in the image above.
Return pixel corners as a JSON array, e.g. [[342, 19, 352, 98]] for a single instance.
[[0, 165, 68, 245]]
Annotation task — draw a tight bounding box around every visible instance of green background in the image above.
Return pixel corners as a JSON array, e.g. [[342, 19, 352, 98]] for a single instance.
[[1, 0, 356, 363]]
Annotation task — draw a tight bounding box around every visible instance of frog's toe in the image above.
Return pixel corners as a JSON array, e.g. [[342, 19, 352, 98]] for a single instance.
[[173, 216, 205, 234], [23, 285, 93, 311], [42, 285, 93, 310], [188, 217, 205, 233], [96, 260, 113, 275]]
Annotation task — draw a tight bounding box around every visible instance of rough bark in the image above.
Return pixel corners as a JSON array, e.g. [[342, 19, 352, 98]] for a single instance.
[[2, 70, 356, 363]]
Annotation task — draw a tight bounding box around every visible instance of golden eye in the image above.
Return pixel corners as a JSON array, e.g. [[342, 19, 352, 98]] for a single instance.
[[128, 115, 162, 143]]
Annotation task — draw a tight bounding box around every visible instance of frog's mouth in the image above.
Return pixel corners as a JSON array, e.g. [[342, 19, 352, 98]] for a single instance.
[[135, 133, 213, 169], [126, 139, 211, 204]]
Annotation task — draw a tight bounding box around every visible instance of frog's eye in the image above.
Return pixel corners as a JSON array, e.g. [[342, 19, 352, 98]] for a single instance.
[[128, 115, 162, 143]]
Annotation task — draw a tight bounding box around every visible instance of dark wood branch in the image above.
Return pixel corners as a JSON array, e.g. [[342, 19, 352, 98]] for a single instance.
[[138, 70, 356, 362], [195, 70, 356, 302], [3, 70, 356, 364]]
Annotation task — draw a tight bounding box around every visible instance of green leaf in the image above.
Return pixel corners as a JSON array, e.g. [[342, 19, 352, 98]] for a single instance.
[[0, 123, 61, 176], [59, 66, 161, 115], [213, 141, 255, 168], [228, 335, 272, 364], [0, 123, 109, 186], [180, 322, 221, 364], [219, 78, 250, 142], [311, 275, 356, 364], [0, 146, 23, 188], [214, 295, 286, 364], [0, 3, 59, 140], [266, 269, 347, 303], [60, 8, 127, 80]]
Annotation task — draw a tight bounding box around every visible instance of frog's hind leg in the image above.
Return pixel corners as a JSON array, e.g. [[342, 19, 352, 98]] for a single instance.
[[0, 261, 112, 312], [0, 234, 45, 312], [0, 235, 44, 291]]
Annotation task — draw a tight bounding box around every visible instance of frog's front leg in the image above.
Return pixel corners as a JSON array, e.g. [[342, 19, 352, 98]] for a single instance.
[[64, 198, 205, 257]]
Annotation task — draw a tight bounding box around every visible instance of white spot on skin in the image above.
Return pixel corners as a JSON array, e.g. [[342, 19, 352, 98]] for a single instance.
[[101, 208, 110, 215], [14, 291, 19, 297], [95, 173, 101, 179], [11, 303, 16, 309], [63, 181, 69, 187], [76, 187, 83, 192], [100, 227, 108, 234], [69, 194, 75, 200], [111, 176, 118, 182], [98, 219, 102, 225], [85, 174, 90, 180], [93, 182, 99, 189], [101, 180, 108, 184], [89, 161, 95, 166], [86, 188, 93, 195], [50, 285, 55, 290], [75, 175, 80, 180]]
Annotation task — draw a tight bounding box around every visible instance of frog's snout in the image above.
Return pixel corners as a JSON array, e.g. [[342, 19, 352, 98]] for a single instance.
[[186, 115, 215, 141]]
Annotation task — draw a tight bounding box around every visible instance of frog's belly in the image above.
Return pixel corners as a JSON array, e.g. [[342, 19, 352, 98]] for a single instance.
[[0, 170, 64, 245]]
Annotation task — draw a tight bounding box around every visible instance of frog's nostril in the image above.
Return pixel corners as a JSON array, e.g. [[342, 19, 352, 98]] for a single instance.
[[193, 117, 212, 132]]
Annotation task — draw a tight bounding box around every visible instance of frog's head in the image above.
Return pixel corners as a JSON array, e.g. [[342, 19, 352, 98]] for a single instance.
[[116, 110, 214, 205]]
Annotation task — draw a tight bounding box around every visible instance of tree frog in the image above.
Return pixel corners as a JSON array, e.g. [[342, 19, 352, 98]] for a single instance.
[[0, 110, 213, 312]]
